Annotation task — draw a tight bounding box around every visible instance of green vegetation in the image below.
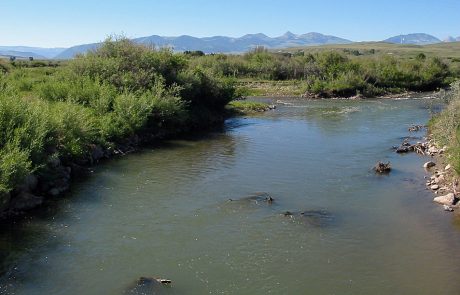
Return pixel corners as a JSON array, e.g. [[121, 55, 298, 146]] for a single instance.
[[430, 81, 460, 172], [2, 38, 460, 210], [0, 38, 235, 207], [189, 46, 456, 98]]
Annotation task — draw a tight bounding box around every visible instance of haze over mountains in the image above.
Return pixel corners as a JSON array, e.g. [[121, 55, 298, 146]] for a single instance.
[[54, 32, 352, 59], [383, 33, 442, 45], [1, 32, 459, 59], [0, 46, 66, 59]]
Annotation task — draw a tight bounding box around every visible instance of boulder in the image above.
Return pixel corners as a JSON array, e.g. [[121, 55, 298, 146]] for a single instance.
[[433, 193, 455, 206], [424, 161, 436, 169], [10, 192, 43, 211], [431, 184, 440, 190]]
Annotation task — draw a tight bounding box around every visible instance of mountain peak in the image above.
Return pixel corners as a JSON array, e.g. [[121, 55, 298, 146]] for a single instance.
[[384, 33, 441, 45], [240, 33, 269, 39], [280, 31, 297, 39]]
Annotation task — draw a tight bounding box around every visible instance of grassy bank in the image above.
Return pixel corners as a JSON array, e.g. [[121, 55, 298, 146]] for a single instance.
[[430, 81, 460, 172], [0, 38, 235, 213], [190, 44, 459, 98]]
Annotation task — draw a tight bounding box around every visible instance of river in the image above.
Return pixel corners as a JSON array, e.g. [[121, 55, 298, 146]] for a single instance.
[[1, 98, 460, 294]]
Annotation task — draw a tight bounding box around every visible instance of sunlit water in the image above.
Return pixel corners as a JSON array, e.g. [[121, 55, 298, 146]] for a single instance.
[[2, 98, 460, 295]]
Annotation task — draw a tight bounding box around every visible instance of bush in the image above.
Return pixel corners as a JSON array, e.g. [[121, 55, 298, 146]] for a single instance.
[[0, 94, 54, 197], [49, 102, 99, 160], [0, 38, 237, 201]]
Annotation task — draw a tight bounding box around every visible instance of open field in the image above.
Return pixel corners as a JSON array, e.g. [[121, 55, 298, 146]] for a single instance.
[[283, 41, 460, 62]]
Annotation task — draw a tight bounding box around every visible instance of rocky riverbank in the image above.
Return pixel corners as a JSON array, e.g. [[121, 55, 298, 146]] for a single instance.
[[422, 141, 459, 212], [394, 128, 459, 212]]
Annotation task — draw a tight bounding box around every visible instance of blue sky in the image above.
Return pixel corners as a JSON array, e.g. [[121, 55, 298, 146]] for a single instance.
[[1, 0, 459, 47]]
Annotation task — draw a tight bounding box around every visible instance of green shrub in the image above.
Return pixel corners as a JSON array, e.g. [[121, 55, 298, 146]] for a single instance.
[[49, 102, 99, 160]]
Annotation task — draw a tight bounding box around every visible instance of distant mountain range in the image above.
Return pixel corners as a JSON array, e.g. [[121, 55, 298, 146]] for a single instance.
[[54, 32, 352, 59], [1, 32, 459, 59], [383, 33, 442, 45], [444, 36, 460, 42], [0, 46, 66, 59]]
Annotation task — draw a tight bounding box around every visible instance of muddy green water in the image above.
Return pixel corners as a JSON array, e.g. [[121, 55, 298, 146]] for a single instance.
[[2, 98, 460, 295]]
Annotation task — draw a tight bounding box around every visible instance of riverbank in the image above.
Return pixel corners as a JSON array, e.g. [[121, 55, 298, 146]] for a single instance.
[[236, 80, 447, 100], [0, 38, 236, 219], [425, 81, 460, 210]]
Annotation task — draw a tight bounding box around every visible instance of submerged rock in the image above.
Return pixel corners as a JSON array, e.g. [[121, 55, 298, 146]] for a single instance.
[[125, 277, 171, 295], [282, 209, 335, 227], [228, 192, 274, 205]]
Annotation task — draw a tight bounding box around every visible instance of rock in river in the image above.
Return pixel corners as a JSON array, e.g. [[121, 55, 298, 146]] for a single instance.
[[424, 161, 436, 169], [430, 184, 440, 191], [433, 193, 455, 206], [125, 277, 171, 295], [283, 209, 335, 227], [228, 192, 274, 205]]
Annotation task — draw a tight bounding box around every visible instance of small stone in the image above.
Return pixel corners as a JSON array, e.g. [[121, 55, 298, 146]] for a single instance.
[[428, 147, 439, 154], [435, 175, 445, 184], [443, 205, 454, 212], [431, 185, 440, 190], [424, 161, 436, 169], [445, 164, 452, 171], [434, 193, 455, 205]]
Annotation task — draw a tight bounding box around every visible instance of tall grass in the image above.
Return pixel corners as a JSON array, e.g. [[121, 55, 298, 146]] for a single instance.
[[430, 81, 460, 172], [189, 50, 454, 97]]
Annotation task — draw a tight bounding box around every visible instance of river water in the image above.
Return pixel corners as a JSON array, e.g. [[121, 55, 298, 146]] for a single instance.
[[1, 98, 460, 295]]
